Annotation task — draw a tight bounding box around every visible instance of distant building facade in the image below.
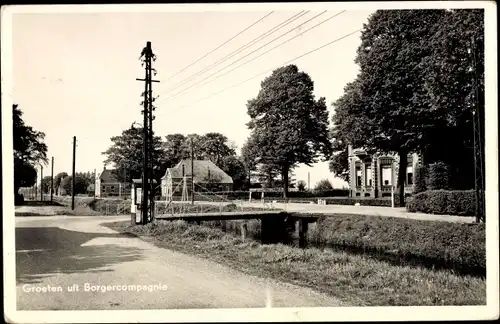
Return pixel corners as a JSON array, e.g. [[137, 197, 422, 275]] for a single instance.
[[347, 145, 420, 198], [95, 166, 130, 197]]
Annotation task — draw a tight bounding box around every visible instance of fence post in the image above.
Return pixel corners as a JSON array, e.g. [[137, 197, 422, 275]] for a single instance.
[[106, 204, 109, 216], [241, 222, 247, 241], [391, 186, 395, 208]]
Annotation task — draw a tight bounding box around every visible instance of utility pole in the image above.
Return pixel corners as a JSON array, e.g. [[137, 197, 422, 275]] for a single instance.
[[307, 172, 310, 191], [471, 36, 485, 223], [40, 165, 43, 201], [191, 137, 195, 205], [71, 136, 76, 210], [50, 157, 54, 202], [94, 168, 97, 198], [136, 41, 159, 225]]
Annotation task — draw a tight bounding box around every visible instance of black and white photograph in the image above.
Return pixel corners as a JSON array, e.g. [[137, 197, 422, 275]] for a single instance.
[[2, 2, 498, 323]]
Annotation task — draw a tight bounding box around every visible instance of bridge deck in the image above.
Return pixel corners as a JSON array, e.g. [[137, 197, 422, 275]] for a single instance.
[[154, 210, 312, 221]]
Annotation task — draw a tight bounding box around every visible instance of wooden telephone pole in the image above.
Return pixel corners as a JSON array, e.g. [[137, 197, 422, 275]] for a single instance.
[[136, 41, 159, 225], [471, 36, 485, 223], [71, 136, 76, 210], [191, 137, 195, 205], [40, 165, 43, 201], [50, 157, 54, 202]]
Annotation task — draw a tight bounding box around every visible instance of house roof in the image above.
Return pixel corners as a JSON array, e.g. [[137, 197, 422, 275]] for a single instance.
[[162, 159, 233, 184], [99, 169, 119, 183]]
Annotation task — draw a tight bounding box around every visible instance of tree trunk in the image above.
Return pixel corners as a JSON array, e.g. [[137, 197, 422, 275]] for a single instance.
[[397, 149, 408, 207], [282, 165, 289, 201]]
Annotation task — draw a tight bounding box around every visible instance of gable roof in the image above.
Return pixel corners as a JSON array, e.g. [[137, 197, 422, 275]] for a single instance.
[[99, 169, 120, 183], [162, 159, 233, 184]]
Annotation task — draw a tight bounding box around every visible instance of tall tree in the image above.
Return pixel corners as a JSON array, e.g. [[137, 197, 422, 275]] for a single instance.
[[13, 104, 48, 198], [328, 129, 350, 182], [333, 9, 484, 204], [246, 64, 332, 199], [241, 134, 260, 185], [162, 133, 190, 167], [40, 176, 52, 194], [54, 172, 68, 195], [419, 9, 484, 189], [220, 155, 247, 190], [102, 125, 166, 183], [333, 10, 449, 206], [199, 132, 236, 166]]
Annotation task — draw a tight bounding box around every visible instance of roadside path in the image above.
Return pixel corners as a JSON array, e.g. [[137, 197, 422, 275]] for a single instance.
[[15, 215, 344, 310]]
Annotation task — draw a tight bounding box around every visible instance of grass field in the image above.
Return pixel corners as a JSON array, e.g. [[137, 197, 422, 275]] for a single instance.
[[104, 219, 486, 306]]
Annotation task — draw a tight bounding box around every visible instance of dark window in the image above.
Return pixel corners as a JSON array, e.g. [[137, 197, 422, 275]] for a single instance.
[[407, 166, 414, 185], [408, 173, 413, 185]]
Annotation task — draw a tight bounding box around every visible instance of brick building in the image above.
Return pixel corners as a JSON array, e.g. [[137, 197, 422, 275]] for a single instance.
[[347, 145, 420, 198]]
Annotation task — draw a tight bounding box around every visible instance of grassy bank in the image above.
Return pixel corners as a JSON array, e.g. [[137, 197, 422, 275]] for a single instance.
[[309, 215, 485, 276], [104, 220, 486, 306]]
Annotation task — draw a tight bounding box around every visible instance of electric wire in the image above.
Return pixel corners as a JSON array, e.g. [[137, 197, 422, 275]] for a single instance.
[[164, 11, 327, 100], [174, 28, 362, 110], [164, 11, 275, 81], [157, 11, 310, 95], [161, 10, 346, 104]]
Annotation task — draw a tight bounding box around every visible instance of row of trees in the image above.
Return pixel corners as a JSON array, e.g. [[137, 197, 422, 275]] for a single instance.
[[329, 9, 484, 206], [102, 9, 483, 202], [41, 171, 95, 196], [103, 130, 251, 190], [102, 126, 306, 192]]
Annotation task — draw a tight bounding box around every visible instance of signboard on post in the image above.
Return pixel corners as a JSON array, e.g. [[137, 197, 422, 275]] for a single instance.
[[136, 188, 142, 224]]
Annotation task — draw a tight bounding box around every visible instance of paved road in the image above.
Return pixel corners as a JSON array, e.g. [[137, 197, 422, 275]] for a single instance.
[[15, 216, 344, 310], [222, 201, 476, 224]]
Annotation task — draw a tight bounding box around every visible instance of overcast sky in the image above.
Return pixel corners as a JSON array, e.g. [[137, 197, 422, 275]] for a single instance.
[[10, 6, 376, 189]]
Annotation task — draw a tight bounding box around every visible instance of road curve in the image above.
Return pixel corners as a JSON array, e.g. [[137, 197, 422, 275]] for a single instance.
[[15, 216, 344, 310]]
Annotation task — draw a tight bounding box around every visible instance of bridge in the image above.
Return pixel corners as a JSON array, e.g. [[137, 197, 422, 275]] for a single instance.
[[155, 208, 316, 247]]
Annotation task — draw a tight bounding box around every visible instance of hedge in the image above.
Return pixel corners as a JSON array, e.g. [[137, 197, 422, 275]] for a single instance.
[[427, 162, 451, 190], [406, 190, 475, 216], [310, 214, 485, 275]]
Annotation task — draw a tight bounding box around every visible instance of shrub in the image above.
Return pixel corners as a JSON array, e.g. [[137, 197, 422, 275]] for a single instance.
[[413, 164, 427, 193], [313, 214, 485, 275], [427, 161, 451, 190], [407, 190, 475, 216], [314, 179, 333, 192]]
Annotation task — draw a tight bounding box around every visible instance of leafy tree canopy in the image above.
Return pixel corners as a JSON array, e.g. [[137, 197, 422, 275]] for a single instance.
[[220, 155, 247, 190], [102, 126, 166, 183], [246, 64, 332, 198], [314, 179, 333, 192], [332, 9, 484, 205], [13, 104, 48, 194]]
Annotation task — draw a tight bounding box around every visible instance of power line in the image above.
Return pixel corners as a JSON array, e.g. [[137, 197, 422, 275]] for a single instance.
[[157, 11, 328, 106], [165, 11, 275, 81], [175, 28, 361, 110], [158, 11, 309, 95], [162, 10, 346, 104]]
